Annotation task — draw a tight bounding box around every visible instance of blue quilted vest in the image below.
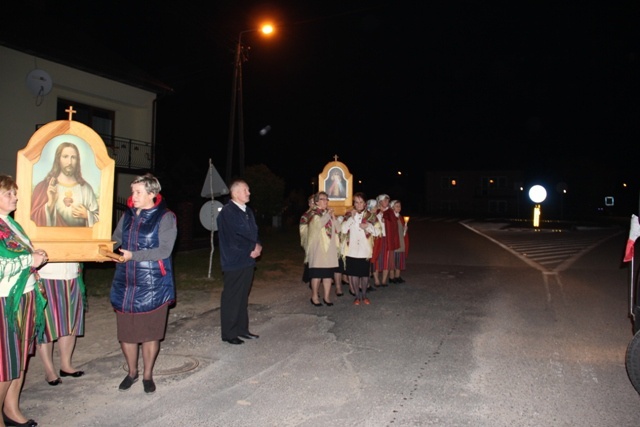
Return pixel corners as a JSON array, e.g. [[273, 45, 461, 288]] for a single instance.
[[110, 198, 175, 313]]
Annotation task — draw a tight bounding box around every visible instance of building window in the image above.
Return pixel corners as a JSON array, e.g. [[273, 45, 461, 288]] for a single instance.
[[57, 99, 114, 138], [488, 200, 507, 213], [440, 176, 458, 189]]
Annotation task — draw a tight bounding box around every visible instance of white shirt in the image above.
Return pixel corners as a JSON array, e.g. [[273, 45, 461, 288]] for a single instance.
[[341, 211, 376, 259], [38, 262, 79, 280]]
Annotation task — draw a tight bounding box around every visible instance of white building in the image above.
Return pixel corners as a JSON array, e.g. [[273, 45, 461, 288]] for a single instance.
[[0, 42, 172, 220]]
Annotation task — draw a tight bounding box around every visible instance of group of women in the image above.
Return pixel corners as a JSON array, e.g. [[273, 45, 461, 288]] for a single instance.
[[0, 172, 176, 426], [300, 191, 409, 307]]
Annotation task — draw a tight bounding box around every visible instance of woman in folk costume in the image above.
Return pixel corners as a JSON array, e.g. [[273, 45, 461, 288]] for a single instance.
[[388, 200, 409, 283], [299, 192, 339, 306], [340, 193, 381, 305], [0, 174, 48, 427], [366, 198, 380, 292], [300, 194, 315, 288], [372, 194, 400, 287]]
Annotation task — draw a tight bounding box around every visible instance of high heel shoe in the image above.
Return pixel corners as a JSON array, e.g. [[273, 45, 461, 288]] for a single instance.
[[2, 411, 38, 426], [46, 377, 61, 386], [323, 299, 334, 306], [310, 298, 322, 307]]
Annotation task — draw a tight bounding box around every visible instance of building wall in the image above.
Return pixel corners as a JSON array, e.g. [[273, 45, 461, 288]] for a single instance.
[[425, 170, 524, 217], [0, 45, 156, 179]]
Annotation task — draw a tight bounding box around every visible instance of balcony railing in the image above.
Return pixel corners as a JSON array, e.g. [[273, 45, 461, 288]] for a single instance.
[[100, 134, 153, 170]]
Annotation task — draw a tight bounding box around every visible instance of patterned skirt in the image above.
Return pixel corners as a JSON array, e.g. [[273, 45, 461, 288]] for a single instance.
[[38, 277, 85, 343], [373, 238, 396, 271], [0, 290, 36, 381], [393, 250, 406, 270]]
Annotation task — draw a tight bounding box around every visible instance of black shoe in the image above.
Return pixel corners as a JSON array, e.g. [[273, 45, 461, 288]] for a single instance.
[[396, 277, 405, 283], [389, 278, 398, 284], [222, 337, 244, 345], [60, 369, 84, 378], [310, 298, 322, 307], [239, 332, 259, 339], [46, 377, 61, 386], [349, 290, 356, 296], [323, 299, 334, 306], [118, 373, 139, 391], [336, 292, 344, 297], [367, 286, 376, 292], [2, 412, 37, 427], [143, 379, 156, 394]]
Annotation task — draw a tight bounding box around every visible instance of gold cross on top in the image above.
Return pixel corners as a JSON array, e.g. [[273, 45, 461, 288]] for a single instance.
[[65, 106, 77, 121]]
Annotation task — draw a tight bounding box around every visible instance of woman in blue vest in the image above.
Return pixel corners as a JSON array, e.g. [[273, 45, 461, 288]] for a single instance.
[[110, 173, 177, 394]]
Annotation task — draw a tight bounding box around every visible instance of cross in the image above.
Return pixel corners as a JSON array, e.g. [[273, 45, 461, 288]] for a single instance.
[[333, 154, 339, 162], [65, 106, 77, 121]]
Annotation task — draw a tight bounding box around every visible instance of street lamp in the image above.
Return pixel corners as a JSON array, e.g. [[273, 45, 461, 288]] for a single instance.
[[225, 24, 274, 184], [528, 185, 547, 228]]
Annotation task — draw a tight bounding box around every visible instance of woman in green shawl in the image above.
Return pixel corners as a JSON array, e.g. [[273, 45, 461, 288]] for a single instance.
[[0, 175, 48, 427]]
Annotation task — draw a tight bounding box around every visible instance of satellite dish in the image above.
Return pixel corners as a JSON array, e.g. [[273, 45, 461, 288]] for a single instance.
[[26, 69, 53, 96], [199, 200, 224, 231]]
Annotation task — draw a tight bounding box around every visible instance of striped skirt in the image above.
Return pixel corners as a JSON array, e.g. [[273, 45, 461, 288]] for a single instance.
[[373, 238, 396, 271], [0, 290, 36, 381], [393, 250, 406, 270], [38, 278, 85, 344]]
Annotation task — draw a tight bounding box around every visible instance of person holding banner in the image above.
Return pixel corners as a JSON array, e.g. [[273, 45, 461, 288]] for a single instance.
[[110, 173, 177, 394], [0, 174, 48, 427]]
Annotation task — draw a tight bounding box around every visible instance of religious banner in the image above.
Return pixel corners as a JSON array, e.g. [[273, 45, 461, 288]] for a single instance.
[[14, 106, 119, 262], [318, 155, 352, 216]]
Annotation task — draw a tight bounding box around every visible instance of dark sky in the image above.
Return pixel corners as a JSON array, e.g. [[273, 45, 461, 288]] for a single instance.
[[14, 1, 640, 201]]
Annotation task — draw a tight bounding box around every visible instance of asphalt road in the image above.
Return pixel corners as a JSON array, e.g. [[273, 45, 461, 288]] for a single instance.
[[19, 218, 640, 426]]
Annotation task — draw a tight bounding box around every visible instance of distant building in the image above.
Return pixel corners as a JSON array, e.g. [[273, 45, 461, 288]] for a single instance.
[[425, 170, 524, 217]]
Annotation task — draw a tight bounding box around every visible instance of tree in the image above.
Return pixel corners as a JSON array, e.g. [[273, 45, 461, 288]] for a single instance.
[[244, 164, 285, 226]]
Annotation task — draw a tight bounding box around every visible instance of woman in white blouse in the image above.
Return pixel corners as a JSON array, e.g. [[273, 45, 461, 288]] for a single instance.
[[340, 193, 381, 305]]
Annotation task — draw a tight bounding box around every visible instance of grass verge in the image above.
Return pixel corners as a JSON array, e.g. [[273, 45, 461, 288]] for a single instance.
[[83, 225, 303, 297]]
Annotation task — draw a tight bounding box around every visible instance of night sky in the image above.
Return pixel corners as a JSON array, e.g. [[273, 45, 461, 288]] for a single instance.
[[12, 1, 640, 207]]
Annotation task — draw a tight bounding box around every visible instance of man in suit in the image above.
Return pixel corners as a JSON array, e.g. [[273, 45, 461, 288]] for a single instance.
[[217, 180, 262, 345]]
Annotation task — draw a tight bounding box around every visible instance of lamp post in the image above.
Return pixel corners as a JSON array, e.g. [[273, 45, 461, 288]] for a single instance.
[[225, 24, 274, 184], [528, 185, 547, 229]]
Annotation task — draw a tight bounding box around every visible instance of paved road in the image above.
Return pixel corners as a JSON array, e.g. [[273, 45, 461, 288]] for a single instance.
[[19, 218, 640, 426]]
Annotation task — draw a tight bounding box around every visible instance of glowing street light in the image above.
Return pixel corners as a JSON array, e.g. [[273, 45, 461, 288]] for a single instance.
[[226, 23, 275, 184], [528, 185, 547, 228]]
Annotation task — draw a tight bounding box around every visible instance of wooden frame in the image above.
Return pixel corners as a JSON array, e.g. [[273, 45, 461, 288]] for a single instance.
[[319, 159, 352, 215], [15, 118, 117, 262]]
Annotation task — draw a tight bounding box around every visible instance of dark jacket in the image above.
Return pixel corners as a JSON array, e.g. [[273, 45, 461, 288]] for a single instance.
[[217, 201, 260, 272], [110, 195, 177, 313]]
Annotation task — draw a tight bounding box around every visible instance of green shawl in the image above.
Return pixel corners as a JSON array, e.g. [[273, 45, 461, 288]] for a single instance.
[[0, 216, 46, 337]]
